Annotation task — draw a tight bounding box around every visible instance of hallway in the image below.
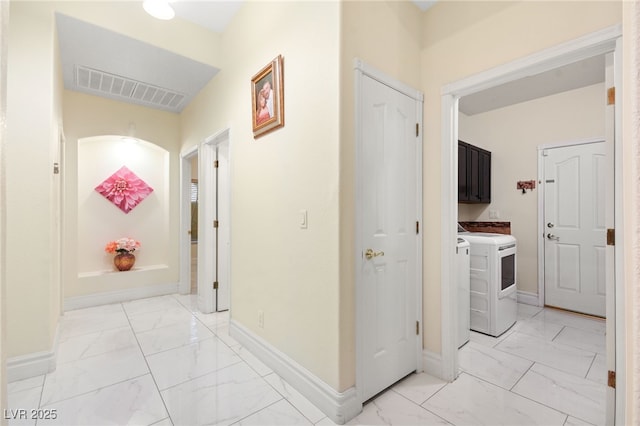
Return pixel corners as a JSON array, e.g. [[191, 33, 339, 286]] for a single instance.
[[7, 296, 606, 425]]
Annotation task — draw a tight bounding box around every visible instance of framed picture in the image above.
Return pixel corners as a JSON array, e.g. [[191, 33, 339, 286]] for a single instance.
[[251, 55, 284, 138]]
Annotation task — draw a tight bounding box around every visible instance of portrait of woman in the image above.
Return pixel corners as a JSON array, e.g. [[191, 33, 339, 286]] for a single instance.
[[251, 55, 284, 138], [255, 90, 270, 126]]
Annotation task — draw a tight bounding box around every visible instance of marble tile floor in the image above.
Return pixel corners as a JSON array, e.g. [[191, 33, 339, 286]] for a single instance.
[[7, 295, 607, 426]]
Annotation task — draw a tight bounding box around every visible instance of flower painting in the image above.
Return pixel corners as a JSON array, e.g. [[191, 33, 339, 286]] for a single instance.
[[95, 166, 153, 213]]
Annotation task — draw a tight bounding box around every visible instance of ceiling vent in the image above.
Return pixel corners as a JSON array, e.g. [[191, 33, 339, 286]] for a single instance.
[[75, 65, 185, 110]]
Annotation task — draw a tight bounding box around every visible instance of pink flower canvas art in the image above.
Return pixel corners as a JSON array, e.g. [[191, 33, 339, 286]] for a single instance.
[[95, 166, 154, 213]]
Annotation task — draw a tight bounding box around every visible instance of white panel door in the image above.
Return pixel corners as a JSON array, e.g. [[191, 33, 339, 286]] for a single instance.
[[544, 142, 606, 317], [360, 74, 418, 401]]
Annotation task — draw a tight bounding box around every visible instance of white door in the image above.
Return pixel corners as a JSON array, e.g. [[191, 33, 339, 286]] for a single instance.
[[543, 141, 606, 317], [360, 73, 419, 401]]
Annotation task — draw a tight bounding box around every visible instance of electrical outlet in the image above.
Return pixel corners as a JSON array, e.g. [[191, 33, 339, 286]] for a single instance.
[[258, 310, 264, 328], [489, 209, 500, 219]]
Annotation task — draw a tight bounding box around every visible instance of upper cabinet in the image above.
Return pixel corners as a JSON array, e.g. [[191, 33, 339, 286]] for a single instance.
[[458, 140, 491, 203]]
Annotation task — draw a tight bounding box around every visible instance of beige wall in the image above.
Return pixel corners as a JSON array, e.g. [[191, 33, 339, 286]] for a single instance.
[[420, 0, 622, 354], [63, 91, 181, 298], [0, 0, 8, 416], [6, 1, 62, 358], [180, 1, 343, 390], [459, 83, 606, 294]]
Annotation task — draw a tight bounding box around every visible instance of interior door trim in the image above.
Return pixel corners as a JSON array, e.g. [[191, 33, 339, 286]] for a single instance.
[[440, 26, 623, 418]]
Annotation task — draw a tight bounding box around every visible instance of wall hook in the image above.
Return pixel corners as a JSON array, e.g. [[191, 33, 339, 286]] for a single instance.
[[517, 180, 536, 194]]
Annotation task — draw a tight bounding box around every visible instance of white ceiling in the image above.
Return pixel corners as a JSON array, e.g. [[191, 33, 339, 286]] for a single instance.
[[56, 1, 605, 115], [172, 0, 244, 33], [459, 55, 605, 116]]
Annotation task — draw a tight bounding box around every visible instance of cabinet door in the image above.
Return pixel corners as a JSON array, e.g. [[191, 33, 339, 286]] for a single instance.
[[469, 147, 480, 201], [478, 150, 491, 203], [458, 143, 468, 201]]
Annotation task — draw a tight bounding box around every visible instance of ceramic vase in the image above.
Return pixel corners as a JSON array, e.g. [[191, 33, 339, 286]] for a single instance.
[[114, 252, 135, 271]]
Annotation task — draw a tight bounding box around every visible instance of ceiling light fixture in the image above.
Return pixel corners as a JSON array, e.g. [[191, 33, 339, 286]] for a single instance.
[[143, 0, 175, 20]]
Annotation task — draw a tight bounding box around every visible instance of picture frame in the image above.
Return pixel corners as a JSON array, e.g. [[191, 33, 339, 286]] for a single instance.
[[251, 55, 284, 138]]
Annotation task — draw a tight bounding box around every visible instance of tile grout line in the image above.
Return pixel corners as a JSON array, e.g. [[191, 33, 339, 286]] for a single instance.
[[227, 398, 288, 426], [469, 367, 571, 422], [584, 352, 599, 380], [509, 361, 604, 423], [121, 301, 174, 426], [388, 386, 452, 425], [509, 360, 535, 392], [261, 373, 322, 425], [38, 372, 151, 410], [36, 303, 149, 409]]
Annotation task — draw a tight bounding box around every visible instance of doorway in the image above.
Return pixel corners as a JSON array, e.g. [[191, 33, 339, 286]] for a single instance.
[[441, 26, 623, 422], [180, 147, 198, 296], [198, 129, 231, 314], [190, 155, 198, 294], [354, 60, 423, 403], [180, 129, 231, 314]]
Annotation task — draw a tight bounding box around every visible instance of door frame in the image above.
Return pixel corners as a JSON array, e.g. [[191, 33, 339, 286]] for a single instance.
[[199, 128, 231, 314], [354, 58, 424, 403], [440, 25, 624, 421], [179, 128, 232, 314], [536, 138, 606, 309]]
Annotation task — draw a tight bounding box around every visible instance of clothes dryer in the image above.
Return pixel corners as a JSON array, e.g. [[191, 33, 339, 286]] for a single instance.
[[458, 231, 517, 337]]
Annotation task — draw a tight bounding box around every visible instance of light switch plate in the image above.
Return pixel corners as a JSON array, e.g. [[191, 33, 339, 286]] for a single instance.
[[299, 209, 308, 229]]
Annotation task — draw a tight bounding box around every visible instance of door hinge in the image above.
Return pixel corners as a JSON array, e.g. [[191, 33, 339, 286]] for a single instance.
[[214, 160, 219, 168], [213, 220, 219, 228], [608, 370, 616, 388], [416, 221, 420, 235], [416, 321, 420, 335], [416, 123, 419, 137], [53, 162, 60, 174], [607, 228, 615, 246], [607, 87, 615, 105], [213, 281, 219, 290]]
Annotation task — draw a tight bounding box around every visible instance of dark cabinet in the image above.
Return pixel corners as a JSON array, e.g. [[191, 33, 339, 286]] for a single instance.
[[458, 140, 491, 203]]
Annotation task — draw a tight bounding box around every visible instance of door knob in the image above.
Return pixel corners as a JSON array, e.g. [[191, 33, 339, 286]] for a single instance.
[[364, 248, 385, 260], [547, 233, 559, 241], [547, 222, 554, 228]]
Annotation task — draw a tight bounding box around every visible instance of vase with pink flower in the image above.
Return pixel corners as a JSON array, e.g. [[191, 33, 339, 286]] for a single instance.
[[105, 237, 141, 271]]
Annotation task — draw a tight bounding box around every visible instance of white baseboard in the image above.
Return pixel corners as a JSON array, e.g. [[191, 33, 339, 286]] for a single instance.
[[230, 320, 361, 425], [517, 290, 540, 306], [422, 349, 443, 379], [7, 323, 60, 383], [178, 280, 190, 295], [64, 282, 179, 311]]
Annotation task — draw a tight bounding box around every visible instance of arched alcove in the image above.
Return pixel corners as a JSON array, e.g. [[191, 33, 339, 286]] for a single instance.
[[74, 135, 172, 295]]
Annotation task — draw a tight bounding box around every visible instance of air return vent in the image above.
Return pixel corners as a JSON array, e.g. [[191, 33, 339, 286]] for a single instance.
[[75, 65, 185, 110]]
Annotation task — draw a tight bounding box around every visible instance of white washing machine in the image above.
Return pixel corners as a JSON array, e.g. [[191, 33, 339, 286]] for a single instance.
[[458, 231, 518, 337], [456, 237, 470, 348]]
